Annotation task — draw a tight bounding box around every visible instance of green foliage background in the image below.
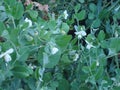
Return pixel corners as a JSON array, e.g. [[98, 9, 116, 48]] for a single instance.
[[0, 0, 120, 90]]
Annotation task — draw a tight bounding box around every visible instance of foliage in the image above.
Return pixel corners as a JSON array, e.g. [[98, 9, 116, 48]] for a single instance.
[[0, 0, 120, 90]]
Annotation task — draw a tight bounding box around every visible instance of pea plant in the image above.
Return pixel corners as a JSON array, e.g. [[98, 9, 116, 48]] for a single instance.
[[0, 0, 120, 90]]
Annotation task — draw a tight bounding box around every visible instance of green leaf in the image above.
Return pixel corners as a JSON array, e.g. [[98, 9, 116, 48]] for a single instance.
[[74, 10, 86, 21], [98, 30, 105, 41], [95, 66, 103, 80], [115, 10, 120, 19], [79, 0, 85, 3], [12, 2, 24, 19], [34, 68, 39, 80], [109, 38, 120, 52], [61, 23, 69, 33], [1, 30, 10, 40], [43, 52, 49, 66], [100, 40, 109, 48], [45, 52, 61, 68], [25, 78, 36, 90], [10, 28, 19, 44], [48, 20, 56, 30], [17, 46, 30, 62], [74, 4, 81, 13], [37, 47, 44, 65], [0, 12, 7, 21], [71, 79, 80, 90], [92, 18, 101, 28], [70, 37, 78, 46], [0, 0, 3, 5], [0, 70, 5, 84], [12, 65, 33, 78], [90, 62, 97, 71], [88, 76, 96, 85], [82, 66, 89, 73], [4, 0, 16, 6], [0, 22, 6, 34], [43, 72, 52, 83], [56, 35, 72, 51], [113, 87, 120, 90], [26, 4, 33, 10], [57, 79, 70, 90], [28, 10, 38, 19], [39, 30, 51, 41], [99, 9, 110, 20], [88, 13, 95, 20], [61, 54, 71, 64], [89, 3, 97, 12], [50, 81, 59, 88], [86, 34, 95, 42]]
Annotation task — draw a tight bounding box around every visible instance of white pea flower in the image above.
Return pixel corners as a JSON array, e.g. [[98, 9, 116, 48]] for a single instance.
[[115, 31, 118, 37], [0, 48, 14, 62], [25, 18, 32, 27], [6, 48, 14, 54], [117, 83, 120, 87], [74, 53, 79, 61], [29, 63, 36, 69], [41, 25, 44, 29], [51, 47, 59, 55], [111, 78, 116, 82], [86, 41, 95, 50], [96, 60, 99, 66], [115, 6, 120, 12], [4, 54, 12, 62], [75, 30, 86, 39], [86, 44, 93, 50], [92, 28, 99, 32], [63, 10, 68, 19], [0, 48, 14, 58]]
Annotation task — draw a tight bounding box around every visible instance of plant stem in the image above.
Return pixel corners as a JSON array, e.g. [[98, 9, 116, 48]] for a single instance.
[[12, 17, 16, 28], [115, 55, 119, 70]]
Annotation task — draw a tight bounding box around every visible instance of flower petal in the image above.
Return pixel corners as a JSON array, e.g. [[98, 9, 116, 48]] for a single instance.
[[25, 18, 32, 27], [4, 54, 12, 62], [64, 10, 68, 19], [51, 47, 59, 55]]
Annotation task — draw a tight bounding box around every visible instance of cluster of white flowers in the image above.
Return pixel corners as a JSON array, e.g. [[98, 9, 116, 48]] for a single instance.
[[74, 25, 86, 39], [63, 10, 68, 19], [25, 18, 32, 27], [0, 48, 14, 63], [75, 30, 86, 39]]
